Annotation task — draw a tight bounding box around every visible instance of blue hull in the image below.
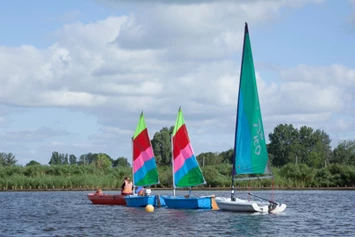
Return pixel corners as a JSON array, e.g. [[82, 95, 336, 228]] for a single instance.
[[162, 196, 212, 209], [125, 195, 166, 207]]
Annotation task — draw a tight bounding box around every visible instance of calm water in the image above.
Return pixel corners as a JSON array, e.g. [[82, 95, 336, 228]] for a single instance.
[[0, 190, 354, 236]]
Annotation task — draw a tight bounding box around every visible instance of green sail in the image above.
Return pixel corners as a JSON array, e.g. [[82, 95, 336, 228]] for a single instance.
[[234, 23, 271, 176]]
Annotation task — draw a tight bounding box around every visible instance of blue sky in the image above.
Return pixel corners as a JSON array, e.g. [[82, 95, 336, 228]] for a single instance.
[[0, 0, 354, 165]]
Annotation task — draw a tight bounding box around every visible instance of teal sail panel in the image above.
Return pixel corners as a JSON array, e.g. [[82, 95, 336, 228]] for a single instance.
[[234, 23, 271, 176]]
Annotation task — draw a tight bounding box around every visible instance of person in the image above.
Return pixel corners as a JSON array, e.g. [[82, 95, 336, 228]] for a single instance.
[[94, 188, 103, 195], [121, 177, 133, 195], [136, 186, 145, 196]]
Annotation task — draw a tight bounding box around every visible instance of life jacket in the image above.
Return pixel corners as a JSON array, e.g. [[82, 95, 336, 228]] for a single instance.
[[122, 180, 133, 194]]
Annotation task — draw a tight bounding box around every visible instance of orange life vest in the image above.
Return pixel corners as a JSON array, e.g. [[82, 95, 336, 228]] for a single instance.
[[122, 180, 133, 194]]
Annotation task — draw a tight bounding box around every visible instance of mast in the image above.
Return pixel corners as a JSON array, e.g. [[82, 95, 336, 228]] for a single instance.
[[131, 136, 135, 194], [171, 134, 175, 196], [231, 22, 248, 201]]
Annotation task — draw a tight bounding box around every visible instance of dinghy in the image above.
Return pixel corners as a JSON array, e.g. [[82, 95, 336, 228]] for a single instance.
[[215, 23, 286, 213]]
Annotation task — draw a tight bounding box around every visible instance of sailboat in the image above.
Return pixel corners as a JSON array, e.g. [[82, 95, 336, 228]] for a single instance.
[[124, 112, 166, 207], [215, 23, 286, 213], [162, 107, 218, 209]]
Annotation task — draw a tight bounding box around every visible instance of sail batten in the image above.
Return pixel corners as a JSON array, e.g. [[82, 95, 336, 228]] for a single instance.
[[233, 22, 271, 178], [132, 112, 159, 187]]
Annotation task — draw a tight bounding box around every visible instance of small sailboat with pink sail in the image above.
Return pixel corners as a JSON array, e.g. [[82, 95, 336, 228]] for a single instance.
[[124, 112, 165, 207], [162, 107, 219, 210]]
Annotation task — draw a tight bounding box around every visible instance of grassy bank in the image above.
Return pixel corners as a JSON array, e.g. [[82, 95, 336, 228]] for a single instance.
[[1, 163, 355, 191]]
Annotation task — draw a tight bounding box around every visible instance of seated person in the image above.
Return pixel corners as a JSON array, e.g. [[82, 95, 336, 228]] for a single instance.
[[121, 177, 133, 195], [136, 186, 145, 196], [94, 188, 103, 195]]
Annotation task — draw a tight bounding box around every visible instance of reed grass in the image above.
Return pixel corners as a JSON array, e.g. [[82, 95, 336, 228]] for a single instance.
[[0, 163, 354, 190]]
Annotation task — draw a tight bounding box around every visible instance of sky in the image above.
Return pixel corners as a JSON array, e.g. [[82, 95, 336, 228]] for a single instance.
[[0, 0, 354, 166]]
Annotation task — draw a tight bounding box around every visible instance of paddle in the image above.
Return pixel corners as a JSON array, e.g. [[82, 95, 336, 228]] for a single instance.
[[211, 195, 219, 211], [248, 192, 278, 205]]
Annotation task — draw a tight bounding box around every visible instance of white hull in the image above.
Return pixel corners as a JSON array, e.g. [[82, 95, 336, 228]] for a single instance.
[[215, 197, 286, 213]]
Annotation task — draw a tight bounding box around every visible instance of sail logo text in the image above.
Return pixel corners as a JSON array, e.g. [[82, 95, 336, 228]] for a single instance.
[[253, 118, 263, 155]]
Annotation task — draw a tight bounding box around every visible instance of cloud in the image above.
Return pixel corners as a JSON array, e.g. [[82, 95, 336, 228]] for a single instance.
[[0, 126, 71, 142], [113, 0, 322, 57], [2, 0, 353, 165], [278, 64, 354, 114]]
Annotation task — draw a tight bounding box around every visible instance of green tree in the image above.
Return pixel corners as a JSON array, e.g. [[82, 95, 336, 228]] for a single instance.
[[49, 151, 63, 165], [196, 152, 222, 167], [268, 124, 299, 167], [298, 126, 315, 164], [113, 157, 130, 168], [314, 129, 332, 165], [49, 152, 70, 165], [69, 154, 77, 165], [0, 152, 18, 166], [78, 153, 96, 165], [26, 160, 41, 166], [94, 153, 112, 170], [63, 154, 69, 164], [332, 140, 355, 165], [151, 126, 173, 166], [218, 149, 234, 164]]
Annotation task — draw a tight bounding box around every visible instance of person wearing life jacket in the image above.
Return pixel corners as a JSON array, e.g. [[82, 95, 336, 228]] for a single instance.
[[121, 177, 133, 195]]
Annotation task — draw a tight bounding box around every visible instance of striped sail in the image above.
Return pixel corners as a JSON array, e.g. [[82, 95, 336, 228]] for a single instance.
[[234, 23, 271, 177], [172, 107, 205, 188], [132, 112, 159, 186]]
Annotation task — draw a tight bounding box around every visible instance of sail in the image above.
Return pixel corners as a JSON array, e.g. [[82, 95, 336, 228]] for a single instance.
[[132, 112, 159, 186], [172, 107, 206, 188], [233, 23, 271, 177]]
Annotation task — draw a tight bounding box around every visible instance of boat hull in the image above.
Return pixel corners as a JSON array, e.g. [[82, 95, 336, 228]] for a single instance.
[[87, 194, 126, 205], [125, 195, 166, 207], [215, 197, 286, 213], [162, 196, 212, 209]]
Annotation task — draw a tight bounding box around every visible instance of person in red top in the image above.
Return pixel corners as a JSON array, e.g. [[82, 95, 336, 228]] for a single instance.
[[121, 177, 133, 195]]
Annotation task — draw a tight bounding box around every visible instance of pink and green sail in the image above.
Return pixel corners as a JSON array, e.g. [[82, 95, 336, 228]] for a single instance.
[[172, 107, 205, 188], [132, 112, 159, 186]]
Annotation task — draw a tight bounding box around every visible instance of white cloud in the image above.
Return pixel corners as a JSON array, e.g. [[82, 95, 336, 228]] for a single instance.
[[2, 0, 354, 165], [280, 64, 355, 86], [0, 126, 71, 142], [278, 64, 354, 114]]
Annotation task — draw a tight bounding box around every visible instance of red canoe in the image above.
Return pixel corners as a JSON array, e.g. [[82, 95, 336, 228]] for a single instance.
[[87, 193, 127, 205]]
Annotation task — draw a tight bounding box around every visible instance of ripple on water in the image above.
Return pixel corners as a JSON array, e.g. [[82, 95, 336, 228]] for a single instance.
[[0, 190, 354, 236]]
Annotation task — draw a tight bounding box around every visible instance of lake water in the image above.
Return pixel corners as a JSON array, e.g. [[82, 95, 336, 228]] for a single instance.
[[0, 190, 354, 236]]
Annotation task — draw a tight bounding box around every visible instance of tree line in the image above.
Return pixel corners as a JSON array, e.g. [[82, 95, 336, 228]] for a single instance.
[[0, 124, 354, 190]]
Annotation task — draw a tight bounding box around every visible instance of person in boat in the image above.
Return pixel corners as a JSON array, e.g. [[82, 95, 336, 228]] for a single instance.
[[94, 188, 103, 195], [136, 186, 145, 196], [121, 177, 133, 195]]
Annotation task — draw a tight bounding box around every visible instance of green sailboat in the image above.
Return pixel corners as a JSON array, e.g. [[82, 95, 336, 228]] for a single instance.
[[215, 23, 287, 213]]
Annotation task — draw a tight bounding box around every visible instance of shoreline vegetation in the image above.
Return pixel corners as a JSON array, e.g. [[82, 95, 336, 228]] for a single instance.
[[1, 162, 355, 192], [1, 124, 354, 192], [2, 186, 355, 192]]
